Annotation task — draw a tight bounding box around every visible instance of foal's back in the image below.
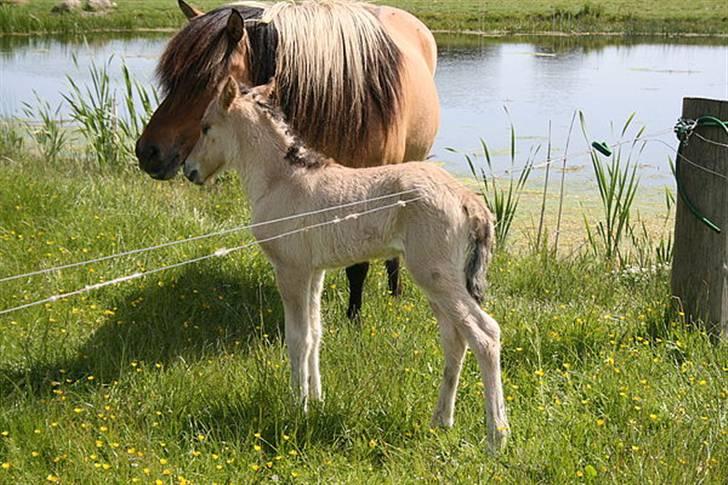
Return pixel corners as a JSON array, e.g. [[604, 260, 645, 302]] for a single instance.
[[264, 161, 481, 270]]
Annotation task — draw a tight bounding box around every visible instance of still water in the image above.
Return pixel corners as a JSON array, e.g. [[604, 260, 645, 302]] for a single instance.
[[1, 34, 726, 185]]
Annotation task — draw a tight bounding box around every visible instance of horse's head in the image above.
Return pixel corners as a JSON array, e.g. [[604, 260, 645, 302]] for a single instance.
[[184, 77, 274, 185], [136, 1, 272, 180]]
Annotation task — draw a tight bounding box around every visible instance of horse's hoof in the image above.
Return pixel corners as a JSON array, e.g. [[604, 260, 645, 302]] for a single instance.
[[388, 283, 402, 297], [346, 304, 361, 321]]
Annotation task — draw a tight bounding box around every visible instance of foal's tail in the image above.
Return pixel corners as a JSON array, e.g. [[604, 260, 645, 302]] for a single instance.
[[463, 193, 495, 304]]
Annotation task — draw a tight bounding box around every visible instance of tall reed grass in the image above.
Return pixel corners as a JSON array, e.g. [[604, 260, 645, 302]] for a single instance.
[[22, 95, 68, 164], [580, 112, 642, 264], [450, 118, 538, 248], [61, 57, 157, 168], [0, 121, 24, 157]]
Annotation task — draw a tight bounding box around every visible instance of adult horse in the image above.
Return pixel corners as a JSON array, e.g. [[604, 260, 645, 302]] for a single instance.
[[135, 0, 440, 319]]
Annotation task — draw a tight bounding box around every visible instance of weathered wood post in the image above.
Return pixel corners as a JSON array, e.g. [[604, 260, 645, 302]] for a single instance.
[[671, 97, 728, 339]]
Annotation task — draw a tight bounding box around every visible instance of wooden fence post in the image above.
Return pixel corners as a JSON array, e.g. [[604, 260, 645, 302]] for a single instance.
[[671, 97, 728, 339]]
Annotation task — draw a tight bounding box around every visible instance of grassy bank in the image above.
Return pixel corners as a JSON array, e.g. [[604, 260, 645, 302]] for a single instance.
[[0, 127, 726, 483], [0, 0, 727, 35]]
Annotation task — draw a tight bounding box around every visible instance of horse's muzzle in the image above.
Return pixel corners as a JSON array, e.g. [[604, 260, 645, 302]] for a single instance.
[[135, 138, 181, 180]]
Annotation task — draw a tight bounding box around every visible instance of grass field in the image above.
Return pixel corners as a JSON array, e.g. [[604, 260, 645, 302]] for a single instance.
[[0, 0, 727, 35], [0, 130, 726, 483]]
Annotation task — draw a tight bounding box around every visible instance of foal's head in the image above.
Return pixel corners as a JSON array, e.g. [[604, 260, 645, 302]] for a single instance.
[[184, 77, 277, 185]]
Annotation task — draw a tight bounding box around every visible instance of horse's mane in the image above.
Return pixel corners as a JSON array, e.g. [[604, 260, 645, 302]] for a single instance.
[[158, 1, 403, 160]]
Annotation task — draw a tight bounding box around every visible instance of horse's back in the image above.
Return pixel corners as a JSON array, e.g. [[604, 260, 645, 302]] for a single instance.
[[348, 5, 440, 169]]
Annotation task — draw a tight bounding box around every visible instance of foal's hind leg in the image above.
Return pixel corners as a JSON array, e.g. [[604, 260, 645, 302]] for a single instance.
[[345, 262, 369, 320], [459, 300, 509, 451], [430, 304, 466, 428], [405, 261, 508, 451], [385, 258, 402, 297]]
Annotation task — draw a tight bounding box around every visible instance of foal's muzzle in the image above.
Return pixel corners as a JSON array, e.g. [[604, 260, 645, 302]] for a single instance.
[[183, 163, 203, 185]]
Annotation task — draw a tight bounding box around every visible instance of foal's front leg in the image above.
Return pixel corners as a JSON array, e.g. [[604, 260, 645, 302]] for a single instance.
[[275, 266, 314, 409], [308, 270, 325, 401]]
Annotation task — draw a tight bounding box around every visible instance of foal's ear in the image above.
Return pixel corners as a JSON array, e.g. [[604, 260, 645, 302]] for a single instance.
[[178, 0, 203, 20], [220, 76, 240, 111], [226, 9, 246, 46]]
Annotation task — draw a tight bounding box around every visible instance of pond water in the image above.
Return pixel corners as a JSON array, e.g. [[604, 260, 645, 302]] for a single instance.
[[1, 34, 726, 185]]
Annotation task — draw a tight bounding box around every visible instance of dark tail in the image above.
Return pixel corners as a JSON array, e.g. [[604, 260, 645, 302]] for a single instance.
[[463, 195, 495, 304]]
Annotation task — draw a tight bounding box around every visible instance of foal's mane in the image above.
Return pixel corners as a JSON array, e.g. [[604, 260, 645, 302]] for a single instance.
[[158, 1, 403, 160], [240, 83, 329, 169]]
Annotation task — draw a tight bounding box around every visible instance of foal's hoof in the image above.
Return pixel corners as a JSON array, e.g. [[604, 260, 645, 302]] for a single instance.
[[430, 412, 454, 429], [488, 426, 509, 454]]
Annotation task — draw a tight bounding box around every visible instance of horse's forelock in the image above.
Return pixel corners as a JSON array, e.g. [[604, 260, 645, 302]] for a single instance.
[[157, 5, 265, 102]]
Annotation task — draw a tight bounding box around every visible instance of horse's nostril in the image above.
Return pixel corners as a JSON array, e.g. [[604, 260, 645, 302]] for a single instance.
[[136, 140, 160, 165]]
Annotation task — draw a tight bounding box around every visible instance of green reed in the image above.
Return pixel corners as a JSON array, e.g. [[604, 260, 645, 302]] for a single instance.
[[22, 95, 68, 164], [581, 112, 641, 264], [0, 121, 24, 157], [63, 57, 156, 168], [456, 119, 538, 248]]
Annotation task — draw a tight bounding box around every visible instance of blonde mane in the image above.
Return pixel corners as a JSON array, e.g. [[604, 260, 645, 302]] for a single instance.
[[254, 0, 402, 160]]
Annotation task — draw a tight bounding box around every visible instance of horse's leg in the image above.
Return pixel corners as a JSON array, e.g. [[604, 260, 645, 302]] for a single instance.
[[307, 269, 325, 401], [345, 262, 369, 320], [385, 258, 402, 297], [274, 266, 313, 410], [430, 303, 466, 428]]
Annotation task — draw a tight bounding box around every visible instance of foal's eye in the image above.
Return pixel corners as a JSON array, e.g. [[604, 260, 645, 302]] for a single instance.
[[202, 125, 211, 136]]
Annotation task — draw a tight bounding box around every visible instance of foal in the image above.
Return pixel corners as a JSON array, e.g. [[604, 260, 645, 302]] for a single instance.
[[184, 77, 509, 450]]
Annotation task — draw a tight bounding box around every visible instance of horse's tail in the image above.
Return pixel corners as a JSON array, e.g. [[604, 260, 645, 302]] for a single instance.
[[463, 194, 495, 304]]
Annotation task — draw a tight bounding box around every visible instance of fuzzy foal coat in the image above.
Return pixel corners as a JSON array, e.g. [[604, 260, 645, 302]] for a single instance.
[[184, 80, 509, 451]]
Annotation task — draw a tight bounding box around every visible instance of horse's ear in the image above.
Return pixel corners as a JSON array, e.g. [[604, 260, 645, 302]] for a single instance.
[[250, 79, 276, 100], [178, 0, 203, 20], [220, 76, 240, 111], [226, 9, 246, 46]]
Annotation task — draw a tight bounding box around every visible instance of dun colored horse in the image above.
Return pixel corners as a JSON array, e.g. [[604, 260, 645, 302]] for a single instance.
[[183, 77, 508, 451], [136, 0, 440, 319]]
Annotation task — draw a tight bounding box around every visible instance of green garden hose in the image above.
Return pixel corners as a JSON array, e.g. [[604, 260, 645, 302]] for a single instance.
[[672, 116, 728, 234]]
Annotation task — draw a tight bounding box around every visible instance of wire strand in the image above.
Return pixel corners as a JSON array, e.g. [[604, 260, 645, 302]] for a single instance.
[[0, 196, 423, 317], [693, 131, 728, 150], [0, 188, 420, 284]]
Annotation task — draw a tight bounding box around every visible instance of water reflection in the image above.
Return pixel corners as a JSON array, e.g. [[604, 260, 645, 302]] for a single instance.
[[1, 33, 726, 185], [434, 35, 727, 184]]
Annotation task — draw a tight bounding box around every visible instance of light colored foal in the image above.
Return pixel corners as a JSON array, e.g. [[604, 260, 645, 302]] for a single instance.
[[184, 77, 509, 450]]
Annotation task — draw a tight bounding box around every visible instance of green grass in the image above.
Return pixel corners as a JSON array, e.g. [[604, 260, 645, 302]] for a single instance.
[[0, 144, 726, 483], [0, 0, 727, 35]]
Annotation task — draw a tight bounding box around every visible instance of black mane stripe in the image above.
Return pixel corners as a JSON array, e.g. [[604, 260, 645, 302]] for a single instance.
[[242, 83, 328, 169]]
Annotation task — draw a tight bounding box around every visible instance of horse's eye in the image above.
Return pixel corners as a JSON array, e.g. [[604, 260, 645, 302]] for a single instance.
[[202, 125, 211, 135]]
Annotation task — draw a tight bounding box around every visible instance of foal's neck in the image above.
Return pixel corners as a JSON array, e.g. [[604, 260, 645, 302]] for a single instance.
[[234, 102, 328, 210]]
